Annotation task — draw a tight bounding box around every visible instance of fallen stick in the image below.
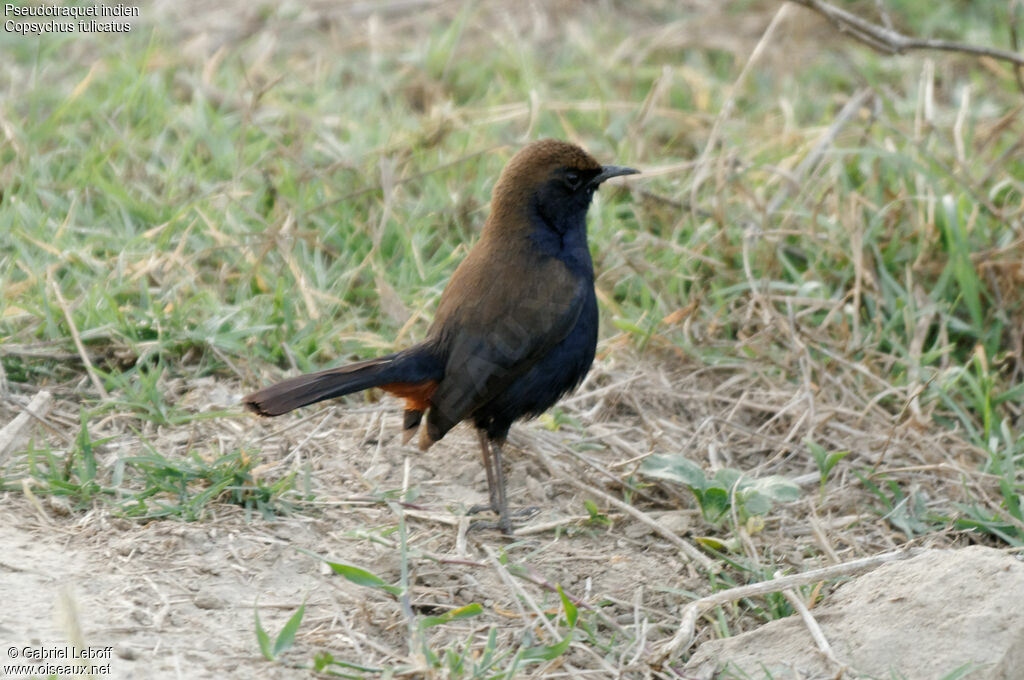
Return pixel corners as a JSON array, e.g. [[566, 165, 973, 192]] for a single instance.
[[0, 391, 55, 458], [649, 547, 921, 664]]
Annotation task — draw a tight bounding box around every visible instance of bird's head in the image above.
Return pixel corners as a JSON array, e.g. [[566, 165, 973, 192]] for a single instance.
[[488, 139, 638, 235]]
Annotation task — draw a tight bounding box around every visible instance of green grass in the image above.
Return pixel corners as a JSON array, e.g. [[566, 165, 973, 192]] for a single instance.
[[2, 0, 1024, 673]]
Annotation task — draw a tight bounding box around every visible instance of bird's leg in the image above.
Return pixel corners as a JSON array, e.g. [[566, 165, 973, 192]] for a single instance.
[[467, 433, 537, 533], [401, 409, 423, 445], [489, 439, 511, 534], [468, 429, 500, 515]]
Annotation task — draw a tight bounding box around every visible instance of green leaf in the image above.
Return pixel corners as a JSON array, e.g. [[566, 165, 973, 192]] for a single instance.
[[273, 601, 306, 656], [1000, 477, 1022, 523], [699, 486, 731, 523], [313, 652, 384, 673], [313, 651, 333, 671], [808, 439, 850, 477], [747, 475, 801, 502], [939, 194, 983, 331], [711, 467, 743, 491], [825, 451, 850, 473], [694, 535, 731, 551], [612, 317, 646, 335], [807, 440, 828, 468], [938, 662, 988, 680], [583, 499, 610, 526], [639, 454, 707, 490], [740, 490, 772, 516], [993, 381, 1024, 405], [75, 409, 97, 483], [421, 603, 484, 628], [325, 561, 402, 596], [557, 584, 578, 628], [520, 633, 572, 662], [254, 598, 306, 661], [254, 606, 273, 660]]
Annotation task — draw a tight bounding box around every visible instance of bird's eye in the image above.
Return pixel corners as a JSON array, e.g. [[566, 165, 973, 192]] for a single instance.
[[564, 170, 581, 189]]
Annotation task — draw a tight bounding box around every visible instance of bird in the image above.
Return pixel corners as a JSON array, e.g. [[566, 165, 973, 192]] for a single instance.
[[244, 139, 638, 532]]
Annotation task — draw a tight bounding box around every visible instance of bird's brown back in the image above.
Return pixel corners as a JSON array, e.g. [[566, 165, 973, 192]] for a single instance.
[[418, 140, 603, 443]]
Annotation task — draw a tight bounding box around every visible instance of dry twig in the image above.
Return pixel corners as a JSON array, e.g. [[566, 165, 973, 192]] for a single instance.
[[782, 587, 844, 671], [789, 0, 1024, 92], [0, 391, 55, 458], [649, 547, 921, 664]]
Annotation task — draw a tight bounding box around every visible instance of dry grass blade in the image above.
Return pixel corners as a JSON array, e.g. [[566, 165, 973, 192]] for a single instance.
[[512, 514, 596, 536], [526, 441, 716, 573], [766, 87, 872, 216], [49, 279, 109, 400], [689, 2, 795, 207]]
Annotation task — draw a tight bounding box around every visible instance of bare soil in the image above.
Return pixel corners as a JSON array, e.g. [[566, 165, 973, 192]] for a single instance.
[[0, 353, 989, 677]]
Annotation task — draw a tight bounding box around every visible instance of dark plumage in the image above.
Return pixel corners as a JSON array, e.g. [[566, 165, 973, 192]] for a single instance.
[[244, 139, 638, 532]]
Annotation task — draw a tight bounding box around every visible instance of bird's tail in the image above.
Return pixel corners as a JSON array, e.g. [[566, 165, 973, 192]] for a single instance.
[[243, 347, 441, 417]]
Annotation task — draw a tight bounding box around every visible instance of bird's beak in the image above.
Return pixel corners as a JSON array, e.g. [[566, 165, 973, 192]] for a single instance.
[[591, 164, 640, 187]]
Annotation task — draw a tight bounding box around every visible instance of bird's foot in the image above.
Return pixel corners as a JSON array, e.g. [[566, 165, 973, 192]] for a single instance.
[[466, 499, 501, 516], [468, 517, 513, 534], [467, 503, 538, 517], [509, 506, 539, 519], [467, 506, 539, 534], [467, 502, 498, 516]]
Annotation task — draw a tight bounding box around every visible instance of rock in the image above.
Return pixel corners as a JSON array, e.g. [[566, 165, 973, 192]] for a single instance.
[[193, 592, 226, 610], [363, 463, 391, 481], [656, 511, 690, 535], [624, 520, 652, 539], [685, 546, 1024, 679]]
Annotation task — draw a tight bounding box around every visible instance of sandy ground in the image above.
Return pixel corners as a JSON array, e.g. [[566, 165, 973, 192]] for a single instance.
[[0, 353, 986, 677], [2, 375, 700, 678]]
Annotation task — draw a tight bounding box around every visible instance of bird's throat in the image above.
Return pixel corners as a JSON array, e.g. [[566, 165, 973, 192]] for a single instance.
[[526, 210, 593, 280]]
